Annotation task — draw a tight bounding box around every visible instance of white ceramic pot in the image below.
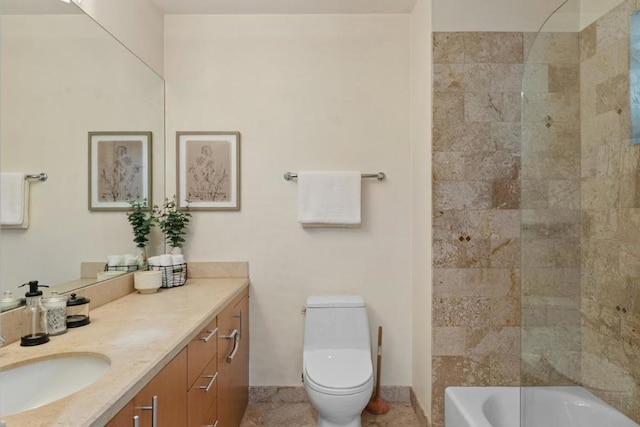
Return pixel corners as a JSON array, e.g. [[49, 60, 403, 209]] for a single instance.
[[134, 271, 162, 294]]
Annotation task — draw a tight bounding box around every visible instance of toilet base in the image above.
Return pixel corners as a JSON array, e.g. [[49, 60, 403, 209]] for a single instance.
[[317, 414, 362, 427]]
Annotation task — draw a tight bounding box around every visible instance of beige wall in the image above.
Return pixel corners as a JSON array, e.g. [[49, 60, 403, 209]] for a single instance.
[[78, 0, 164, 76], [165, 14, 413, 386], [411, 0, 433, 416]]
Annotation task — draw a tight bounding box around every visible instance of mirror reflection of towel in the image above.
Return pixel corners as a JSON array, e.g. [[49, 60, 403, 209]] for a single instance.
[[297, 171, 361, 227], [1, 172, 29, 229]]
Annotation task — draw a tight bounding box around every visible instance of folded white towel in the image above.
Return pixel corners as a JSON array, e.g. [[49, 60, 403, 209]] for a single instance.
[[1, 172, 29, 228], [123, 254, 138, 266], [149, 254, 173, 266], [107, 255, 124, 267], [171, 254, 185, 265], [297, 171, 361, 226]]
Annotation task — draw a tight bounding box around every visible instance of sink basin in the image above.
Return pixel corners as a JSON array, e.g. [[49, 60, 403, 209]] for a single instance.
[[0, 352, 110, 417]]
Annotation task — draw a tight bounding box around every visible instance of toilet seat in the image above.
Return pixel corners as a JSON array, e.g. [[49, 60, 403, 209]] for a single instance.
[[304, 349, 373, 396]]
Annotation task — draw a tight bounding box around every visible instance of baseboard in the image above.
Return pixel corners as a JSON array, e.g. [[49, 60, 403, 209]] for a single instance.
[[249, 385, 411, 403], [410, 387, 431, 427]]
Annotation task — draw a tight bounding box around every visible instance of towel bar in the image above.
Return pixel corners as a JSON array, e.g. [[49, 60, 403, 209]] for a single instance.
[[25, 173, 47, 182], [284, 172, 385, 181]]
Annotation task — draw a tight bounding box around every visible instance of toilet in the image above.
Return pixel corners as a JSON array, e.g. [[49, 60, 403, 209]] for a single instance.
[[303, 295, 374, 427]]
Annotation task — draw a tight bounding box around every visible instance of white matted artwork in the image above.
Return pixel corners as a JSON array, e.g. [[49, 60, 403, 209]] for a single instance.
[[88, 131, 152, 211], [176, 131, 241, 211]]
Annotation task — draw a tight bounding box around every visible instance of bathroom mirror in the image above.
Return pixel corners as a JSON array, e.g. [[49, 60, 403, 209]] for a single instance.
[[0, 0, 165, 306]]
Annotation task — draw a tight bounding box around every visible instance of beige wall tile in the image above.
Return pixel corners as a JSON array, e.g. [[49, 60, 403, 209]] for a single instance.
[[463, 32, 524, 64], [433, 32, 464, 64]]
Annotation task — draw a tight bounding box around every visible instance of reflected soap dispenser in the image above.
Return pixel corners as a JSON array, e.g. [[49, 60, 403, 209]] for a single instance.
[[19, 280, 50, 346]]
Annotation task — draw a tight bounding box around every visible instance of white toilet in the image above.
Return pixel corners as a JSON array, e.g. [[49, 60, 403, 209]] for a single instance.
[[303, 295, 374, 427]]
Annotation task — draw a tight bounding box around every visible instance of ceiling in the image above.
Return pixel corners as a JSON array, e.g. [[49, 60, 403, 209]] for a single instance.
[[1, 0, 82, 14], [150, 0, 418, 15]]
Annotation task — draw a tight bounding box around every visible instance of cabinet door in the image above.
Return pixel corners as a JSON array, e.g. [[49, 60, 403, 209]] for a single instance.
[[105, 400, 134, 427], [133, 348, 187, 427], [217, 290, 249, 427]]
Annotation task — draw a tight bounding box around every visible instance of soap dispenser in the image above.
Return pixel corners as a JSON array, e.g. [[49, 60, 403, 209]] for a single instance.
[[19, 280, 50, 346]]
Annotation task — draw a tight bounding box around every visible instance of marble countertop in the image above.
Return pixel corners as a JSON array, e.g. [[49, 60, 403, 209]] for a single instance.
[[0, 278, 249, 427]]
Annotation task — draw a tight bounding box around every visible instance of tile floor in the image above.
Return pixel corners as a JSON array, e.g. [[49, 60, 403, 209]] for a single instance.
[[240, 402, 422, 427]]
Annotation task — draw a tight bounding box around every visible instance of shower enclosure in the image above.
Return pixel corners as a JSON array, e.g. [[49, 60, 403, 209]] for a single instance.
[[521, 0, 639, 422]]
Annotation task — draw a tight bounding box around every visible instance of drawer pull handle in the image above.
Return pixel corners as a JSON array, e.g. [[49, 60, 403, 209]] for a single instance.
[[200, 372, 219, 392], [223, 329, 240, 363], [133, 415, 139, 427], [200, 327, 218, 343]]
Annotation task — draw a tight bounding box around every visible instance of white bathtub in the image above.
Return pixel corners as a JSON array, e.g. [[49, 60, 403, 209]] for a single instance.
[[445, 386, 639, 427]]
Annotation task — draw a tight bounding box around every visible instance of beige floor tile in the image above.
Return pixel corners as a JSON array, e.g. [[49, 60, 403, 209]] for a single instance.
[[240, 402, 421, 427]]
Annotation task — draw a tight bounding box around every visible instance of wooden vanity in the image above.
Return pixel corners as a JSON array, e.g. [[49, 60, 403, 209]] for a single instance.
[[0, 263, 250, 427], [106, 287, 249, 427]]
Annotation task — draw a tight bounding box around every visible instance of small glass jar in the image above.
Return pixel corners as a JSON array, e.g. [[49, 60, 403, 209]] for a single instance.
[[66, 293, 90, 328], [42, 292, 68, 335]]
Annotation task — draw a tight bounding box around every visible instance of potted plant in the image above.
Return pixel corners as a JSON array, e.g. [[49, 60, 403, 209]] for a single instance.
[[155, 195, 191, 255], [126, 199, 155, 268]]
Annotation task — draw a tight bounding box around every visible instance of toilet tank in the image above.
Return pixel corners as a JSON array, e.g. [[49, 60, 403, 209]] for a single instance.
[[303, 295, 371, 352]]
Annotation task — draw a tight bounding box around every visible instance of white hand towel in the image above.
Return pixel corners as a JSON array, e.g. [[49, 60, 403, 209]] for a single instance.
[[171, 254, 185, 265], [1, 172, 28, 228], [107, 255, 124, 267], [297, 171, 361, 226]]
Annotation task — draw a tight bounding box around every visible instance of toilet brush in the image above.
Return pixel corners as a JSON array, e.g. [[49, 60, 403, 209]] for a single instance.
[[365, 326, 390, 415]]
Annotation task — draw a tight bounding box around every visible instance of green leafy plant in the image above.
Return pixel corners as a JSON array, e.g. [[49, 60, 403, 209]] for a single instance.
[[155, 196, 191, 249], [126, 199, 155, 248]]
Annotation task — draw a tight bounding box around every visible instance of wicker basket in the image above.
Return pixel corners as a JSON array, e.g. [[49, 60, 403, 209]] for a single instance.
[[149, 263, 187, 288], [104, 264, 139, 272]]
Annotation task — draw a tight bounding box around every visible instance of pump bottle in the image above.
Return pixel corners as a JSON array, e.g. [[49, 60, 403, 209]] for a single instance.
[[19, 280, 50, 346]]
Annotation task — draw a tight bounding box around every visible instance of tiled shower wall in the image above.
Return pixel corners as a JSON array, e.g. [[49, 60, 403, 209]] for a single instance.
[[580, 0, 640, 420], [431, 32, 523, 427], [432, 1, 640, 424]]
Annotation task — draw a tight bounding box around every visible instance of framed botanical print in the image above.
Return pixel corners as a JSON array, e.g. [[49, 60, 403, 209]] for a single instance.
[[176, 131, 241, 211]]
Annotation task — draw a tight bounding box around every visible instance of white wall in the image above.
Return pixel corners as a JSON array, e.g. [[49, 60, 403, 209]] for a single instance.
[[78, 0, 164, 76], [0, 15, 164, 294], [165, 14, 413, 386], [411, 0, 432, 415]]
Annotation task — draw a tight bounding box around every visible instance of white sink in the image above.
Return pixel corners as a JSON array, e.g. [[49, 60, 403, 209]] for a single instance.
[[0, 353, 110, 417]]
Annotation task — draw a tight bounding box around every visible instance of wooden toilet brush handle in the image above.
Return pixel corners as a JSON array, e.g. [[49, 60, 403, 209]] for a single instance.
[[375, 326, 382, 397]]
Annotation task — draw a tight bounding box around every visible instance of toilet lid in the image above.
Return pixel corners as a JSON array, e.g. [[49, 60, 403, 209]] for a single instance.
[[304, 349, 372, 390]]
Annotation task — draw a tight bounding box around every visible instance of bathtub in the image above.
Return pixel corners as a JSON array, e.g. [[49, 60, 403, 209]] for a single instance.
[[445, 386, 639, 427]]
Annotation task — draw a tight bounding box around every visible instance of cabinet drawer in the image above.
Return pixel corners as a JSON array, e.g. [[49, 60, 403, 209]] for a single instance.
[[205, 397, 218, 427], [187, 355, 218, 427], [187, 317, 218, 389]]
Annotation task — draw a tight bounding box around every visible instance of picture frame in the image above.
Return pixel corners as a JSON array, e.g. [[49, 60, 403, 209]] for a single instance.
[[88, 131, 152, 211], [176, 131, 241, 211]]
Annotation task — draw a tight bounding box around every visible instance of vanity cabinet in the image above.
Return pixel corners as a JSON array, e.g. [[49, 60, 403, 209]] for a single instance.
[[106, 286, 249, 427], [217, 289, 250, 427]]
